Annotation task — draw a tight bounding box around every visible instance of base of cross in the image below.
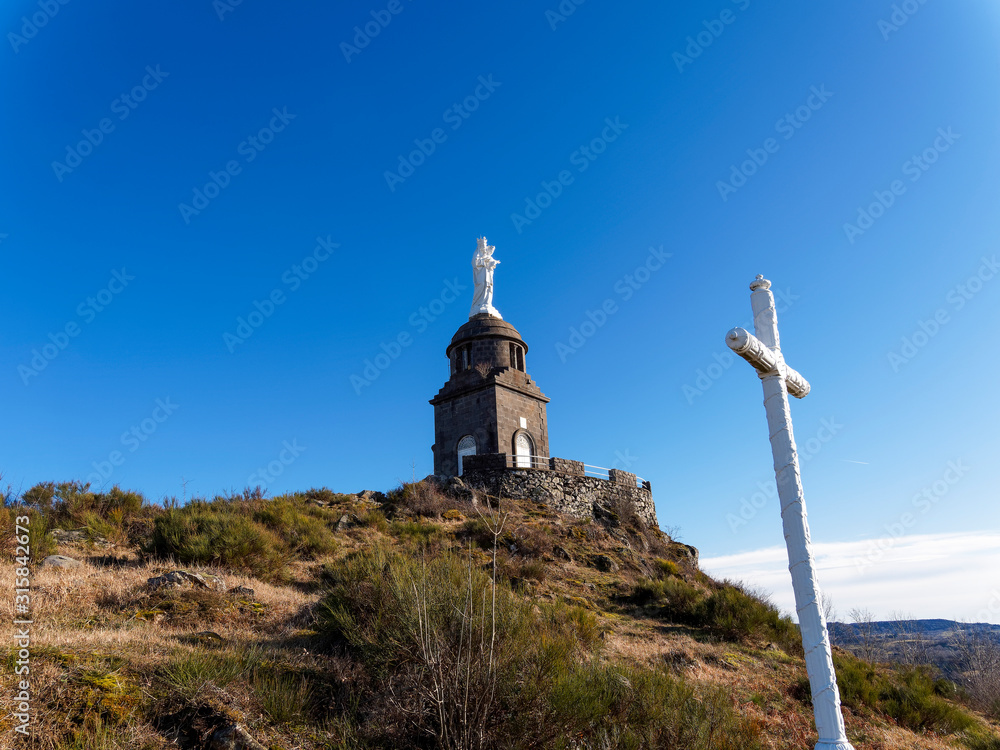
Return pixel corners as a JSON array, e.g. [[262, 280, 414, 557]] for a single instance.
[[816, 742, 856, 750]]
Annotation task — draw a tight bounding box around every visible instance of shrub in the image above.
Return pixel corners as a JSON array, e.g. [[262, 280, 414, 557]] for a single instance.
[[695, 583, 799, 648], [160, 645, 264, 699], [318, 546, 584, 747], [385, 480, 457, 518], [21, 481, 157, 546], [390, 519, 442, 546], [832, 654, 985, 736], [630, 576, 702, 617], [252, 496, 337, 558], [252, 669, 314, 724], [0, 505, 56, 563], [627, 577, 799, 650], [146, 500, 285, 580], [653, 558, 680, 578]]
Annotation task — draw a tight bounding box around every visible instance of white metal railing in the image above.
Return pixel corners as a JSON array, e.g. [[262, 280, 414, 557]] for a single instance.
[[502, 453, 646, 487], [505, 453, 550, 470]]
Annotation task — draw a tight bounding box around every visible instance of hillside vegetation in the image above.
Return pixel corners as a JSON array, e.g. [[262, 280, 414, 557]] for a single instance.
[[2, 479, 999, 750]]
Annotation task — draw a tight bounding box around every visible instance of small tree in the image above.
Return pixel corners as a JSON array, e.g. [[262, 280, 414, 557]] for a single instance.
[[887, 611, 931, 666], [953, 623, 1000, 719], [849, 607, 884, 664]]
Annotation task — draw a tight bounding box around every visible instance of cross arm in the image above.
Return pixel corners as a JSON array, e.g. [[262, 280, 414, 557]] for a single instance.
[[725, 327, 811, 398]]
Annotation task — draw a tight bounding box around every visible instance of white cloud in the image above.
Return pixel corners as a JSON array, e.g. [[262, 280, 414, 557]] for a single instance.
[[701, 530, 1000, 624]]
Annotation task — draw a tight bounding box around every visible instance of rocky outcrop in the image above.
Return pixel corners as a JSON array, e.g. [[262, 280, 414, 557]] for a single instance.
[[147, 570, 225, 592]]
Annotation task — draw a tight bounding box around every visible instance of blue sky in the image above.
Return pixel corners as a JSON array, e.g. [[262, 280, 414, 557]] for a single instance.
[[3, 1, 999, 621]]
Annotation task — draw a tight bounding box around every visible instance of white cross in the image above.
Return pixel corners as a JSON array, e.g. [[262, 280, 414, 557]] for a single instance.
[[726, 274, 855, 750]]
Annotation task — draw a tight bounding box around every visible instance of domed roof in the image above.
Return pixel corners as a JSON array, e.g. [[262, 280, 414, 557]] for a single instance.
[[447, 313, 527, 355]]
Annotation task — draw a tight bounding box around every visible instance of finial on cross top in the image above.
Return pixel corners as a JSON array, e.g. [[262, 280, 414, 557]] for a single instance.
[[750, 274, 771, 291]]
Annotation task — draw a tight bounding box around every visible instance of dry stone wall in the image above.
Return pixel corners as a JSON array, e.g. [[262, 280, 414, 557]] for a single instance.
[[461, 453, 658, 529]]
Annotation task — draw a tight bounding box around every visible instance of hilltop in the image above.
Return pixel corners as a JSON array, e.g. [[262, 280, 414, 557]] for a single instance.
[[2, 479, 999, 750]]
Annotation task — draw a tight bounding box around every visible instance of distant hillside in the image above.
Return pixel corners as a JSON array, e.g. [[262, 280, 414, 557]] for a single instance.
[[830, 619, 1000, 677]]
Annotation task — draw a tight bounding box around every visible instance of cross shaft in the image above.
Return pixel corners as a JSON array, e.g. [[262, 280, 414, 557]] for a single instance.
[[725, 274, 855, 750]]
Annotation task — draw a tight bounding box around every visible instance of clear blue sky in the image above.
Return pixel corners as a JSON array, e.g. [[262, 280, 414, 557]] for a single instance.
[[3, 1, 999, 619]]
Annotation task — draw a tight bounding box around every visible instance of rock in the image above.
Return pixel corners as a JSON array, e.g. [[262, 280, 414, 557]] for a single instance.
[[591, 554, 619, 573], [147, 570, 225, 592], [336, 514, 353, 531], [51, 528, 112, 547], [39, 555, 82, 569], [552, 545, 573, 563], [356, 490, 385, 503], [51, 528, 88, 543], [208, 723, 267, 750], [445, 475, 475, 502], [672, 543, 700, 567], [228, 585, 255, 598], [192, 631, 226, 644], [592, 503, 620, 527], [609, 528, 631, 548]]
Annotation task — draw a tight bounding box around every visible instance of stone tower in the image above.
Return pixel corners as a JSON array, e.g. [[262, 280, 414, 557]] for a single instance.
[[430, 239, 550, 477]]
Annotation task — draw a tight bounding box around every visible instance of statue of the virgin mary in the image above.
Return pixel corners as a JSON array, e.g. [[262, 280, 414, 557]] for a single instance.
[[470, 237, 502, 319]]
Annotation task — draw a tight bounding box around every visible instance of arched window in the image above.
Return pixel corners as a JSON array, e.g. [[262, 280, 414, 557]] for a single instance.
[[508, 343, 525, 371], [457, 435, 477, 475], [514, 432, 533, 468]]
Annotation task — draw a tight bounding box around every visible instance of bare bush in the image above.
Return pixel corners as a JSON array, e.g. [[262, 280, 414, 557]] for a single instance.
[[953, 623, 1000, 719], [887, 611, 932, 667], [849, 607, 885, 664]]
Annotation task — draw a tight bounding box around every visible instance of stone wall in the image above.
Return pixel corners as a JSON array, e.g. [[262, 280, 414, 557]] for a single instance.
[[461, 453, 658, 529]]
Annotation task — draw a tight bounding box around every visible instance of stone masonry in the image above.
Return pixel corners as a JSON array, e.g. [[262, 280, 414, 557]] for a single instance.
[[461, 453, 658, 529]]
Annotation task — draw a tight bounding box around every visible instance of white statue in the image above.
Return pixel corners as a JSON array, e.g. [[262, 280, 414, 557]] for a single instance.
[[726, 275, 855, 750], [470, 237, 502, 319]]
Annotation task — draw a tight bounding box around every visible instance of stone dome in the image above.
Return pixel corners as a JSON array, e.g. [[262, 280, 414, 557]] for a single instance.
[[446, 314, 527, 358]]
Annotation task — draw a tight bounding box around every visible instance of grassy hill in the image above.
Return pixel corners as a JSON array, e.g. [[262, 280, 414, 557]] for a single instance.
[[2, 479, 999, 750]]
